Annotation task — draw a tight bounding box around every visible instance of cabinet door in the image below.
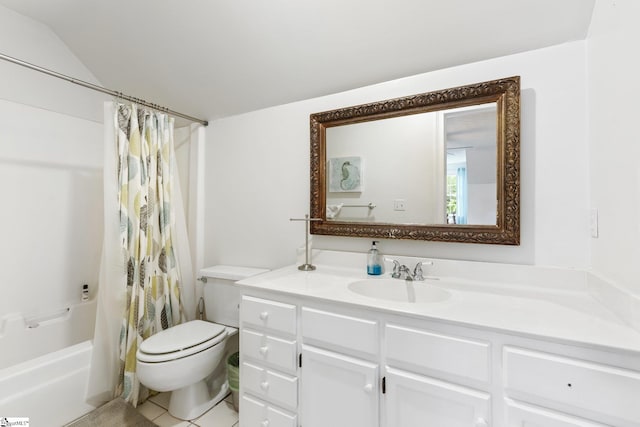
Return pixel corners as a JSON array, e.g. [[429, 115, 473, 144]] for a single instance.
[[301, 344, 379, 427], [506, 399, 609, 427], [385, 367, 491, 427]]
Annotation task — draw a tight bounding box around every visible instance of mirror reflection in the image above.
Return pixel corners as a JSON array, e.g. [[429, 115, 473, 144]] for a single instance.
[[326, 103, 497, 225]]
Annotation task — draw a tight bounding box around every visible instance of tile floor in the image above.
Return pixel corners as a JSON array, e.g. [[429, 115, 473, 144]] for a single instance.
[[137, 392, 239, 427]]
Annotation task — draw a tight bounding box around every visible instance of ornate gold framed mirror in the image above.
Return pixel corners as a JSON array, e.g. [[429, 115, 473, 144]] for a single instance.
[[309, 76, 520, 244]]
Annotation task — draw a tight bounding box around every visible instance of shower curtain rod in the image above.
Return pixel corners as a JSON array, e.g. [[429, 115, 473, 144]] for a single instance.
[[0, 52, 208, 126]]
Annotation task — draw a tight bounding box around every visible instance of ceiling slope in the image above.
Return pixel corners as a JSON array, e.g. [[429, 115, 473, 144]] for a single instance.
[[0, 0, 594, 121]]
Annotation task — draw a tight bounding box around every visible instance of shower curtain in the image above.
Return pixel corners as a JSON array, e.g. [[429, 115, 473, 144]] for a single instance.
[[87, 102, 196, 407]]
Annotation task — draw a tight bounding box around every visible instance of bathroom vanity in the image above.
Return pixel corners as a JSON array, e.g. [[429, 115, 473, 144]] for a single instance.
[[236, 251, 640, 427]]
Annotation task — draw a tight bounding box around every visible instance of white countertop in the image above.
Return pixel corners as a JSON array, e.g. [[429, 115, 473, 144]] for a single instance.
[[236, 251, 640, 354]]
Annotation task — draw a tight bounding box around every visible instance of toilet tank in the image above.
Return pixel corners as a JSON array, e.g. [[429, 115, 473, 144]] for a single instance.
[[199, 265, 269, 327]]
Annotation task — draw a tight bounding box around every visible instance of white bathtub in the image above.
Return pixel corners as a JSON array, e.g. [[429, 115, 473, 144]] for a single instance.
[[0, 300, 98, 425]]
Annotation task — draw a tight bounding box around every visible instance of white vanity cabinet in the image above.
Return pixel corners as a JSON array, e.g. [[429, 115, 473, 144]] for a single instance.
[[239, 290, 640, 427], [239, 295, 298, 427]]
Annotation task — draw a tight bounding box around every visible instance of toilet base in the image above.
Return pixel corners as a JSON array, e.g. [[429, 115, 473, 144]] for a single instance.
[[168, 379, 230, 420]]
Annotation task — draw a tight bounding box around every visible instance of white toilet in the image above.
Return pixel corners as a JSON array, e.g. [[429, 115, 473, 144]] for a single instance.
[[136, 265, 268, 420]]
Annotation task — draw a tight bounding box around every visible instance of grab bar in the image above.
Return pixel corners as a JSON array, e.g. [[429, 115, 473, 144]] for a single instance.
[[25, 307, 70, 328]]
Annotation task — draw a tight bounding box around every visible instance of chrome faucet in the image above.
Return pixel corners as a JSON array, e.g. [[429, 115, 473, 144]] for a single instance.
[[386, 258, 433, 281]]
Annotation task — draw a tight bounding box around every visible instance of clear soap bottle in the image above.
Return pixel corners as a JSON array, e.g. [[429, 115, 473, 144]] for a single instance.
[[367, 241, 383, 275]]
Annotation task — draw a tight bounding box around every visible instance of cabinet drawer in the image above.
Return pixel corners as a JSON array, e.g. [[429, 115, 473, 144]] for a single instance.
[[385, 323, 490, 384], [241, 394, 297, 427], [242, 328, 297, 373], [504, 346, 640, 424], [241, 295, 296, 335], [242, 361, 298, 409], [302, 307, 378, 356]]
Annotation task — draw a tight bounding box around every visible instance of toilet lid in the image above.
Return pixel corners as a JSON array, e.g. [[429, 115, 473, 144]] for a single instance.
[[139, 320, 226, 356]]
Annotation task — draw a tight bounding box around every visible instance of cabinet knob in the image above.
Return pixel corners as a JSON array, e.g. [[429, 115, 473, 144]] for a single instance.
[[475, 417, 489, 427], [363, 383, 374, 393], [259, 311, 269, 321], [261, 420, 270, 427], [259, 346, 269, 356], [260, 381, 270, 390]]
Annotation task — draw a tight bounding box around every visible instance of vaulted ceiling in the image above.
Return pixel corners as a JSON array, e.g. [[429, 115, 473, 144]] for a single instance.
[[0, 0, 595, 121]]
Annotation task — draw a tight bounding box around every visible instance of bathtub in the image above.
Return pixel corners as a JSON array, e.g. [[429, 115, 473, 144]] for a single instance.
[[0, 300, 98, 425]]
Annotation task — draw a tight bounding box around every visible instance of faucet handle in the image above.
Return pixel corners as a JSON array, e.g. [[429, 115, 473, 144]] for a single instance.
[[413, 260, 433, 281], [385, 258, 401, 278]]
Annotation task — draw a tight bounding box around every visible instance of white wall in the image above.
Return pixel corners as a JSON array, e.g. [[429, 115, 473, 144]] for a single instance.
[[205, 41, 590, 270], [588, 0, 640, 295], [0, 5, 105, 319], [0, 6, 106, 123]]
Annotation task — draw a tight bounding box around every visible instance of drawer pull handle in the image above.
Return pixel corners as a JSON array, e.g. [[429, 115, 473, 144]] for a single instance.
[[363, 383, 374, 393], [260, 381, 270, 390], [259, 346, 269, 356], [475, 417, 489, 427], [261, 420, 270, 427], [259, 311, 269, 321]]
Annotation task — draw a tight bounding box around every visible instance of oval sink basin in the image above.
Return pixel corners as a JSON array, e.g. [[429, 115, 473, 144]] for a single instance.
[[348, 279, 450, 303]]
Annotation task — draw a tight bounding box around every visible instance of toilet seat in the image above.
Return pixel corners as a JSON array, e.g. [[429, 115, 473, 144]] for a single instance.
[[137, 320, 227, 363]]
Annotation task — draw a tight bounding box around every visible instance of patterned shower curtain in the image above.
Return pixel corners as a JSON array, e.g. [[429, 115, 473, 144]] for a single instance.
[[114, 103, 186, 405]]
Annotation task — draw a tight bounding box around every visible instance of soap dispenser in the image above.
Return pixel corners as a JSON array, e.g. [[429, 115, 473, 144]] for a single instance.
[[367, 241, 383, 275]]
